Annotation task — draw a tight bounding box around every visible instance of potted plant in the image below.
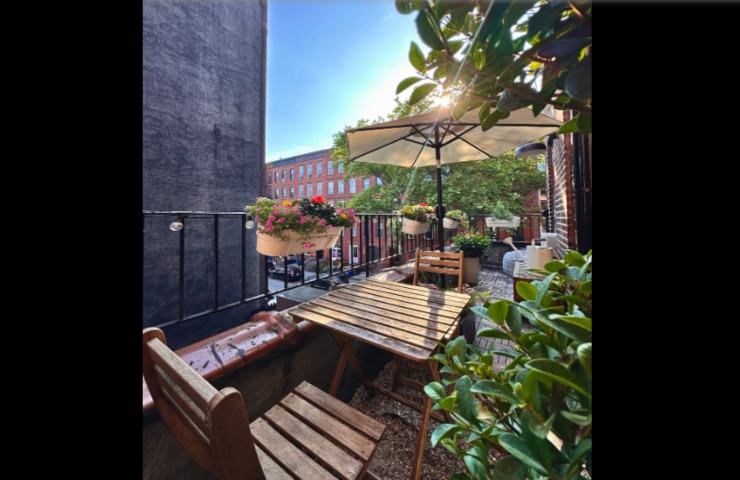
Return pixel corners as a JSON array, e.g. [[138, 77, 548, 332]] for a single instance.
[[443, 209, 464, 230], [399, 203, 435, 235], [452, 232, 492, 285], [245, 196, 357, 256], [485, 201, 521, 229]]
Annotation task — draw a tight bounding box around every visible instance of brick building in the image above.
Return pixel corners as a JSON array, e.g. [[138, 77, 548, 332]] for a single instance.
[[264, 148, 385, 264], [544, 111, 592, 257]]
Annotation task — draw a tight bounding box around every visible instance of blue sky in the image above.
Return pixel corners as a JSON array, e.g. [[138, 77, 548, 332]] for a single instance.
[[266, 0, 421, 162]]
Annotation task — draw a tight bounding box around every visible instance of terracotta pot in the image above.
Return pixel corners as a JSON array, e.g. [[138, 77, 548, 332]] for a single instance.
[[463, 256, 480, 285], [402, 218, 430, 235], [443, 218, 460, 230], [256, 226, 342, 256]]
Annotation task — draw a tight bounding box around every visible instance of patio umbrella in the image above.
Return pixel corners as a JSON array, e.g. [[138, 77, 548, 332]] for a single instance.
[[346, 106, 563, 248]]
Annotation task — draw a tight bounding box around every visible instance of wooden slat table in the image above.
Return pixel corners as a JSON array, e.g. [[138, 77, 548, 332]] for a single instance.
[[288, 278, 471, 480]]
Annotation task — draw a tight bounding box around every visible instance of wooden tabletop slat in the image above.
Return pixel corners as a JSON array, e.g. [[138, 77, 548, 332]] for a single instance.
[[366, 278, 471, 301], [302, 301, 447, 342], [263, 404, 364, 480], [347, 284, 465, 313], [289, 308, 434, 361], [311, 297, 453, 332], [294, 381, 385, 442], [296, 303, 440, 350], [316, 293, 457, 325], [251, 418, 338, 480], [280, 393, 377, 461], [329, 290, 460, 320], [359, 281, 469, 308]]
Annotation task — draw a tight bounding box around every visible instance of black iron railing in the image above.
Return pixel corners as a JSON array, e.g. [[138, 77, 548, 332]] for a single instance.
[[143, 211, 449, 329], [469, 213, 544, 243]]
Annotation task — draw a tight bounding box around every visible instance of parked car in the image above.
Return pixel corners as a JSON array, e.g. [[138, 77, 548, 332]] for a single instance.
[[269, 265, 302, 282]]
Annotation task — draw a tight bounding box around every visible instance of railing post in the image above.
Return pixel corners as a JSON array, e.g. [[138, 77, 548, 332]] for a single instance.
[[213, 215, 219, 310], [364, 215, 370, 278], [179, 216, 186, 321]]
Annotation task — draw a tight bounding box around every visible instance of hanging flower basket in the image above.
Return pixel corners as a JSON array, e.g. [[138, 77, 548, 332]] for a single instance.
[[402, 218, 430, 235], [443, 218, 460, 229], [245, 196, 356, 257], [256, 226, 341, 257], [485, 215, 521, 229]]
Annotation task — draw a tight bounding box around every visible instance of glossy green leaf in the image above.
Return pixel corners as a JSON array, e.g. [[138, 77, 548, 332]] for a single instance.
[[544, 260, 568, 273], [561, 410, 592, 426], [464, 452, 488, 480], [408, 41, 426, 72], [481, 110, 509, 131], [558, 115, 580, 134], [477, 327, 512, 341], [581, 280, 592, 296], [506, 305, 523, 337], [415, 10, 446, 50], [491, 455, 527, 480], [455, 375, 478, 423], [516, 281, 537, 301], [564, 251, 586, 267], [537, 315, 590, 342], [447, 40, 464, 54], [445, 335, 467, 360], [431, 423, 462, 447], [471, 304, 491, 321], [526, 359, 590, 397], [441, 437, 461, 455], [487, 300, 509, 325], [471, 380, 519, 404], [439, 393, 457, 412], [395, 0, 422, 15], [552, 315, 592, 332], [424, 381, 447, 401], [577, 112, 592, 134], [577, 342, 592, 375], [409, 83, 438, 105], [565, 439, 592, 477], [396, 76, 423, 95], [498, 434, 549, 475], [534, 273, 557, 306]]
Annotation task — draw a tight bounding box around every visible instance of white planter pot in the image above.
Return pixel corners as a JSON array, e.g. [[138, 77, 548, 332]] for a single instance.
[[402, 218, 430, 235], [256, 226, 342, 256], [443, 218, 460, 230], [463, 256, 480, 285], [485, 215, 521, 229]]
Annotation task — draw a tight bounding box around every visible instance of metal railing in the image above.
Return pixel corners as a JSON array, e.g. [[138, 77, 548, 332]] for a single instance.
[[469, 213, 544, 243], [143, 211, 449, 329]]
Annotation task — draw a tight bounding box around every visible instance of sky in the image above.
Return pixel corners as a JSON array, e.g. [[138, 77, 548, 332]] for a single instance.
[[266, 0, 422, 162]]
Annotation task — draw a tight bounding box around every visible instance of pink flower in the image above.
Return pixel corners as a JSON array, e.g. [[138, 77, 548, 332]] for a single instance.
[[299, 216, 307, 224], [267, 215, 275, 222], [318, 218, 327, 226], [266, 226, 273, 232], [302, 242, 316, 249], [277, 217, 286, 223]]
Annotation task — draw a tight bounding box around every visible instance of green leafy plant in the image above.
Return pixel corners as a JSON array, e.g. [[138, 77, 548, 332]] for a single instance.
[[452, 232, 492, 258], [395, 0, 592, 133], [445, 209, 464, 221], [491, 201, 513, 220], [425, 250, 592, 479], [400, 202, 435, 222]]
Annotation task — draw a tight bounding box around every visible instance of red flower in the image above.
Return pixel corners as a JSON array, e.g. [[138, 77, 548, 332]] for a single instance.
[[311, 195, 326, 204], [419, 202, 429, 207]]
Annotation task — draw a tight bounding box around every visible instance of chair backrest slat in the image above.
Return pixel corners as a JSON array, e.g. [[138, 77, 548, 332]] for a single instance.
[[413, 248, 465, 293], [143, 328, 266, 480]]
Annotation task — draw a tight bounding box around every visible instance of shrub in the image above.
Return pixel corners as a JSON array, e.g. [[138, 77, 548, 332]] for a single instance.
[[491, 201, 514, 221], [453, 233, 492, 258], [446, 209, 464, 221], [425, 250, 592, 480]]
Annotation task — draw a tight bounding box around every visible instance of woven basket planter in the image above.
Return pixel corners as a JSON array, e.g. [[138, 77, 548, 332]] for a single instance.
[[402, 218, 430, 235]]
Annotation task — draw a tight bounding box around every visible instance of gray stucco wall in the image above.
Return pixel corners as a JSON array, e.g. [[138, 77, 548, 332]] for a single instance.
[[143, 0, 267, 347]]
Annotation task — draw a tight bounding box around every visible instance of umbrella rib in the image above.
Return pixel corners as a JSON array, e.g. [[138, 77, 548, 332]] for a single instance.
[[439, 124, 495, 158], [440, 125, 478, 147]]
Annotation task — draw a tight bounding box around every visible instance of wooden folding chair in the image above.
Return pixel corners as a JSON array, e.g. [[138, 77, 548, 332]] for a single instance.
[[412, 248, 465, 293], [143, 328, 385, 480]]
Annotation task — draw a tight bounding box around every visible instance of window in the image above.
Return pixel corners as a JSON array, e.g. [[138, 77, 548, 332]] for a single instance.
[[282, 170, 286, 181], [317, 161, 323, 176], [352, 226, 357, 237], [299, 165, 304, 178], [275, 171, 279, 183], [338, 163, 344, 173], [327, 180, 334, 195], [338, 181, 345, 194], [307, 183, 313, 196], [274, 188, 279, 198], [290, 168, 295, 181], [282, 187, 286, 198], [350, 179, 356, 193], [376, 176, 383, 186], [307, 164, 313, 177], [290, 186, 295, 197], [299, 184, 304, 197], [317, 182, 323, 195], [328, 161, 334, 175], [363, 178, 370, 190]]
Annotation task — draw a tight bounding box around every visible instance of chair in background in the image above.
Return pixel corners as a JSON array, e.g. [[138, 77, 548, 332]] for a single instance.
[[412, 248, 465, 293]]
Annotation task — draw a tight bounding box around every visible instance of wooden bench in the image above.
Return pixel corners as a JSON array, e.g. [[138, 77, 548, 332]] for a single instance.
[[143, 327, 385, 480]]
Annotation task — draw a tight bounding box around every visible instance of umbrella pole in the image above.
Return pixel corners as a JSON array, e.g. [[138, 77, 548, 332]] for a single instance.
[[434, 126, 445, 252]]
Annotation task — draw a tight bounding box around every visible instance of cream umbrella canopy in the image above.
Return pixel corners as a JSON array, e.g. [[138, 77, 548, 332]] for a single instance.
[[346, 106, 562, 248]]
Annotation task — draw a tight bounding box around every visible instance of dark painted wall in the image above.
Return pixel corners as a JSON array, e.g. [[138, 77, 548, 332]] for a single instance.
[[143, 0, 267, 348]]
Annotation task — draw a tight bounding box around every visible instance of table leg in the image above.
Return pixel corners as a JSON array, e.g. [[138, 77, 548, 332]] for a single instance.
[[409, 360, 436, 480], [329, 336, 353, 396], [329, 331, 369, 384]]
